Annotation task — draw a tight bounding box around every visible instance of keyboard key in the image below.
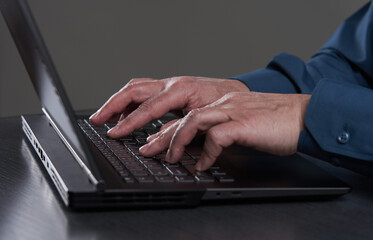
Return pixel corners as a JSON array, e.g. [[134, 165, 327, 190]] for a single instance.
[[145, 129, 159, 136], [118, 169, 130, 177], [156, 176, 175, 183], [120, 139, 137, 145], [140, 158, 159, 164], [109, 159, 122, 167], [113, 164, 125, 171], [144, 163, 163, 170], [188, 149, 202, 156], [127, 147, 140, 155], [118, 158, 137, 165], [105, 123, 117, 129], [130, 169, 149, 176], [183, 165, 199, 175], [119, 135, 133, 140], [123, 176, 135, 183], [195, 175, 216, 183], [175, 176, 195, 183], [148, 169, 169, 176], [115, 152, 133, 158], [132, 130, 148, 138], [151, 120, 163, 128], [168, 167, 189, 176], [179, 155, 196, 165], [135, 138, 147, 145], [210, 169, 227, 176], [180, 159, 196, 166], [122, 161, 142, 167], [157, 152, 167, 158], [194, 171, 211, 177], [141, 123, 156, 130], [152, 155, 161, 161], [163, 162, 180, 168], [126, 165, 146, 171], [216, 175, 234, 183], [136, 176, 155, 183], [110, 147, 128, 154]]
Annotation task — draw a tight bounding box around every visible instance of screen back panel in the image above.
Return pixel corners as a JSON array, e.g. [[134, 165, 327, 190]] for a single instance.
[[0, 0, 104, 188]]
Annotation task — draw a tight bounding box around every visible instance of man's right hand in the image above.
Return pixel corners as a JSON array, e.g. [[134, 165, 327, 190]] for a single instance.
[[89, 76, 249, 138]]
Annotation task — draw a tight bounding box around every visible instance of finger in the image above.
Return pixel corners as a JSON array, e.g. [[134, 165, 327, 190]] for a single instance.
[[91, 79, 159, 125], [89, 79, 162, 125], [160, 119, 179, 131], [139, 121, 179, 157], [166, 108, 230, 163], [195, 121, 239, 171], [145, 119, 180, 143], [107, 88, 189, 138], [119, 102, 140, 121]]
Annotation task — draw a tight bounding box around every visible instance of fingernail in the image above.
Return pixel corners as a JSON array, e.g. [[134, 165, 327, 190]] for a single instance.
[[195, 162, 202, 171], [89, 112, 98, 120], [146, 135, 153, 143], [139, 144, 149, 153], [107, 126, 118, 135]]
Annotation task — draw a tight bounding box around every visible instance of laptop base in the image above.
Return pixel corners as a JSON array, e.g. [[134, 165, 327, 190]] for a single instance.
[[22, 114, 351, 210]]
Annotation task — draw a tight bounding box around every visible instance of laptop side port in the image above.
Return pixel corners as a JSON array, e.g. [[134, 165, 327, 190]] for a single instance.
[[21, 116, 69, 206]]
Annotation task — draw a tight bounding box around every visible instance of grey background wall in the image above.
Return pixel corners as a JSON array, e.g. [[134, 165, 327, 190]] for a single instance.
[[0, 0, 369, 117]]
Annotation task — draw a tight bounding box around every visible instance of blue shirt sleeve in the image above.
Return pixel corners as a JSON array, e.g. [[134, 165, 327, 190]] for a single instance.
[[231, 2, 373, 175]]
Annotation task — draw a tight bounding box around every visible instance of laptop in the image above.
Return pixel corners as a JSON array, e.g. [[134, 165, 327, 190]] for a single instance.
[[0, 0, 350, 209]]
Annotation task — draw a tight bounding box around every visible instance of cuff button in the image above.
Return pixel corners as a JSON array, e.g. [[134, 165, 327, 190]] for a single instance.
[[337, 131, 350, 144]]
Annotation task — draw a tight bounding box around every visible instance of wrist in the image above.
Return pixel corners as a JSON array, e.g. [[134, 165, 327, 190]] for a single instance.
[[300, 94, 311, 130]]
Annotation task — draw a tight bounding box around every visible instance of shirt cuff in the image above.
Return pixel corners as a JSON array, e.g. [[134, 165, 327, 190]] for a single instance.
[[297, 129, 330, 161], [298, 128, 373, 176], [304, 78, 373, 161]]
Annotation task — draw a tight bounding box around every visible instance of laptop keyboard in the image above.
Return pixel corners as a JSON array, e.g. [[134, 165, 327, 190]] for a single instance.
[[78, 118, 234, 184]]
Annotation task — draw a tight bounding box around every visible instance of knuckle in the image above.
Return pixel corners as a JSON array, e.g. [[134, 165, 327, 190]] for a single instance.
[[125, 78, 157, 92], [156, 131, 168, 144], [105, 104, 117, 114], [217, 92, 242, 105], [128, 78, 152, 84], [225, 92, 241, 100], [206, 128, 224, 145], [186, 108, 203, 121], [126, 78, 145, 89], [171, 79, 186, 88], [137, 100, 152, 113], [128, 78, 139, 84], [203, 151, 217, 165], [224, 92, 236, 98], [161, 119, 179, 131], [169, 76, 192, 88], [121, 81, 138, 93]]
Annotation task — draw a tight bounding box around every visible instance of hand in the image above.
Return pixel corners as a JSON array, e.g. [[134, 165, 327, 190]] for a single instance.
[[140, 92, 311, 171], [89, 76, 248, 137]]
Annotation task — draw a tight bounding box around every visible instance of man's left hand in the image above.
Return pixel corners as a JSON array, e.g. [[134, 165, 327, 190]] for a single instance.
[[140, 92, 311, 171]]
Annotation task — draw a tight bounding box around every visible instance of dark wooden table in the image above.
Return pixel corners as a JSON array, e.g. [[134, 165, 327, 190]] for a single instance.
[[1, 116, 373, 240]]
